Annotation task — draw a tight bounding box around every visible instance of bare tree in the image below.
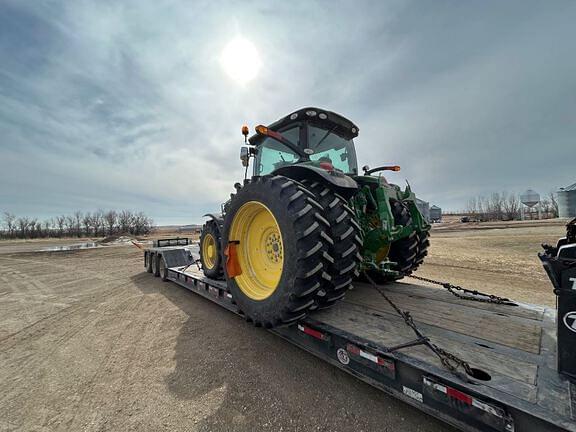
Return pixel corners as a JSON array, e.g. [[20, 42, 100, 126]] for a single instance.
[[118, 210, 134, 234], [502, 193, 520, 220], [82, 213, 93, 237], [74, 211, 83, 238], [91, 210, 105, 237], [43, 220, 52, 238], [56, 216, 66, 237], [104, 210, 117, 235], [65, 215, 76, 237], [466, 197, 478, 216], [2, 212, 16, 238], [2, 209, 153, 239], [17, 217, 30, 238], [549, 191, 559, 218]]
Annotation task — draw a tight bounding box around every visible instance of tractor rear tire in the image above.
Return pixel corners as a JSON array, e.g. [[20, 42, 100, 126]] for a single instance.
[[200, 220, 224, 279], [386, 200, 419, 278], [300, 180, 363, 309], [222, 175, 332, 327]]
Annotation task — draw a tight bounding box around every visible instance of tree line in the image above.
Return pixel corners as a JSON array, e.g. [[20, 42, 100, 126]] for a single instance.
[[1, 210, 154, 239], [465, 191, 558, 221]]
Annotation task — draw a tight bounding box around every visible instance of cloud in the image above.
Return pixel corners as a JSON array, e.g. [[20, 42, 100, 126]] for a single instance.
[[1, 0, 574, 223]]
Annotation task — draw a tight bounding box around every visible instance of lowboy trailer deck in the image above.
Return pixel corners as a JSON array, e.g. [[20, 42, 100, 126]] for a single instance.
[[144, 241, 575, 432]]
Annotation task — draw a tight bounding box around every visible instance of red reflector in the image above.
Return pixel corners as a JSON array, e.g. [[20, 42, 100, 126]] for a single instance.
[[447, 387, 473, 405], [298, 325, 326, 340], [346, 344, 361, 355]]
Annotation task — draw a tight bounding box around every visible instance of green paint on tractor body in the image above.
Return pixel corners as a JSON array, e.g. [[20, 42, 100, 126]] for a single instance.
[[240, 107, 431, 279]]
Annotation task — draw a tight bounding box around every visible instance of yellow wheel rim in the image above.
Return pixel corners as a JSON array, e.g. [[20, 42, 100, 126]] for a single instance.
[[229, 201, 284, 300], [202, 233, 217, 269]]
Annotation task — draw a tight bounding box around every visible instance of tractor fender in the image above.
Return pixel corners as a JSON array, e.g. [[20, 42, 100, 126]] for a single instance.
[[272, 165, 358, 199], [202, 213, 224, 225]]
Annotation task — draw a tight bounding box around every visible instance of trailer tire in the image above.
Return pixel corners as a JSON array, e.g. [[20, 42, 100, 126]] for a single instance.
[[151, 253, 160, 277], [145, 252, 153, 273], [222, 175, 331, 327], [300, 180, 363, 309], [159, 256, 169, 281]]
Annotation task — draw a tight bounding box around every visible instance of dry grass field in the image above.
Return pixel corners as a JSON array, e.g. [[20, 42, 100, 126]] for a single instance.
[[0, 219, 568, 431]]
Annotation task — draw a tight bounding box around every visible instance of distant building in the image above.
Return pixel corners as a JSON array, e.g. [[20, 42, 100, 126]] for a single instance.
[[430, 205, 442, 222], [558, 182, 576, 218], [416, 198, 430, 222]]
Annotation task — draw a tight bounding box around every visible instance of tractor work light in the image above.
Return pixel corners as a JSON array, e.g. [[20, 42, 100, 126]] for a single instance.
[[255, 125, 283, 141]]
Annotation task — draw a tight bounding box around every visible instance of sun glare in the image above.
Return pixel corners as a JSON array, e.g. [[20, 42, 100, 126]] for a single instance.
[[221, 37, 261, 84]]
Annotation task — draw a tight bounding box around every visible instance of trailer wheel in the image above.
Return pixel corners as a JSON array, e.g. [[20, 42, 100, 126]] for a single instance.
[[159, 256, 169, 281], [151, 253, 160, 277], [222, 175, 331, 327], [300, 180, 363, 309], [145, 252, 153, 273], [200, 220, 224, 279]]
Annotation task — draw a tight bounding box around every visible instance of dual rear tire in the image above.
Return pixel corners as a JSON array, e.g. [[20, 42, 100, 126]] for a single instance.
[[221, 175, 334, 327]]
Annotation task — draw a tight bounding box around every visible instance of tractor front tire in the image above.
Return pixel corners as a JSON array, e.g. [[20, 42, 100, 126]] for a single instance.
[[222, 175, 331, 327], [412, 230, 430, 272], [200, 220, 224, 279], [386, 200, 419, 279]]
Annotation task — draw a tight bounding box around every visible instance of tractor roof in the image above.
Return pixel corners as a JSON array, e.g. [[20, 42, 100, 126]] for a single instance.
[[249, 107, 359, 145]]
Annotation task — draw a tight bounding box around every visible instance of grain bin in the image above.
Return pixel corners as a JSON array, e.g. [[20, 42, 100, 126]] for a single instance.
[[430, 205, 442, 222], [558, 183, 576, 218]]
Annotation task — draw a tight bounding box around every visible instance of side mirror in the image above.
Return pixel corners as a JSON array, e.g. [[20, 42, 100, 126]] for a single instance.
[[240, 146, 250, 167]]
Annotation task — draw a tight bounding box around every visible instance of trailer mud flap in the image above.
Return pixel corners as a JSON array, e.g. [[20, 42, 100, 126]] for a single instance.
[[423, 376, 514, 432]]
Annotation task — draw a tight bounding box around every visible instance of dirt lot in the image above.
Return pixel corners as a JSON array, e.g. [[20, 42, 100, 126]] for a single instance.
[[0, 220, 567, 431], [419, 219, 567, 306]]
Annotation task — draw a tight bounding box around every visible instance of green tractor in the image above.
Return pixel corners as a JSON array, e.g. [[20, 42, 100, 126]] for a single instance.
[[200, 107, 430, 327]]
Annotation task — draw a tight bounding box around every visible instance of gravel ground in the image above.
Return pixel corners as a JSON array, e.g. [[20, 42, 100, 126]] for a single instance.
[[1, 220, 565, 431], [0, 245, 451, 432]]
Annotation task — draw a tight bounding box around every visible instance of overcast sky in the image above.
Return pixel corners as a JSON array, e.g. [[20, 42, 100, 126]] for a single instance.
[[1, 0, 575, 225]]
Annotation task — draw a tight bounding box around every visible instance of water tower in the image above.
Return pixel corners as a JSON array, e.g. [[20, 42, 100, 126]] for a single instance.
[[520, 189, 541, 220]]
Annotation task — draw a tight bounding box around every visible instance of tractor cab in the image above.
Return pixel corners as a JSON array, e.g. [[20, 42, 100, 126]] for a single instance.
[[242, 107, 360, 176]]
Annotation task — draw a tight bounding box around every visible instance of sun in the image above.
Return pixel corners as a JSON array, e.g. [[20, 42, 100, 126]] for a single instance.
[[221, 37, 261, 84]]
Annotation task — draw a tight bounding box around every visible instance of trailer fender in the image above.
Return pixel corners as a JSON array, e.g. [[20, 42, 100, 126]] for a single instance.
[[272, 165, 358, 199], [157, 248, 194, 270]]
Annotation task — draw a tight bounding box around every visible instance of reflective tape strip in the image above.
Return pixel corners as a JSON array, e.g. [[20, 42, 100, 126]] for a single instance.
[[423, 378, 502, 417], [346, 344, 393, 369], [297, 324, 326, 341]]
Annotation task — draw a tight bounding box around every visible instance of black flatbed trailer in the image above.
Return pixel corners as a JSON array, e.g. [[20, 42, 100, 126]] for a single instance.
[[144, 242, 575, 432]]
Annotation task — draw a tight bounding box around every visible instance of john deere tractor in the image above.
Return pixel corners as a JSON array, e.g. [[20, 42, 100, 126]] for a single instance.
[[200, 107, 430, 327]]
